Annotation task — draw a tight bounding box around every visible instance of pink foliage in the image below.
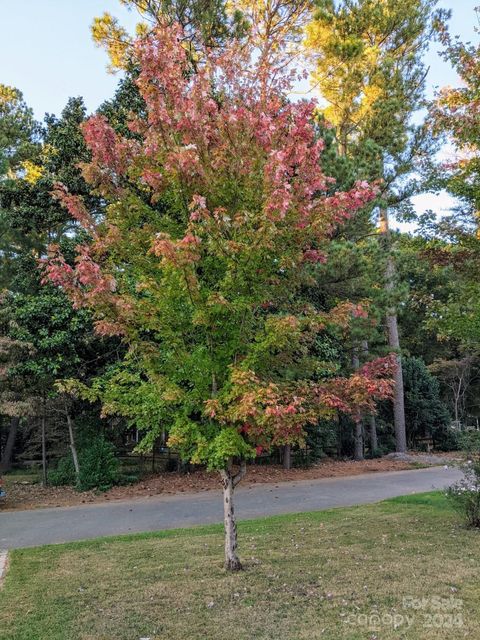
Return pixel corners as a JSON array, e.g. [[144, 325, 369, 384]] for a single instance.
[[42, 19, 393, 453]]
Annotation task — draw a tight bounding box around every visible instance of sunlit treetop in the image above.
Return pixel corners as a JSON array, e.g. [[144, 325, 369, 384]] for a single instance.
[[0, 84, 39, 178], [304, 0, 446, 160]]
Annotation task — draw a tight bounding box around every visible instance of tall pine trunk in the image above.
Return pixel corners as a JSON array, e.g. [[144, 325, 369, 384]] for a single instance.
[[0, 417, 19, 473], [379, 209, 407, 453], [220, 460, 246, 571]]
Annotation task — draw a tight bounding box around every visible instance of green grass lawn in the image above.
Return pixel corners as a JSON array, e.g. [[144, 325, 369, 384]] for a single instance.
[[1, 492, 478, 639]]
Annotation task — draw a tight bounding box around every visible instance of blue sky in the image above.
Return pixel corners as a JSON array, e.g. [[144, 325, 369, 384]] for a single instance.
[[1, 0, 477, 119], [1, 0, 138, 119], [1, 0, 478, 222]]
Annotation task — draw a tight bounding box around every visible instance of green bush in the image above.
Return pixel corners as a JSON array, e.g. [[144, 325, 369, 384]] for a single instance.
[[48, 455, 76, 487], [434, 426, 462, 452], [447, 431, 480, 528], [77, 437, 119, 491], [48, 437, 120, 492]]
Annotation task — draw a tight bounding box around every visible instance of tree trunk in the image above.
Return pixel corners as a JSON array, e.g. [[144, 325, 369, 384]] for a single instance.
[[336, 417, 342, 457], [352, 349, 364, 461], [353, 420, 364, 461], [361, 342, 379, 453], [0, 417, 19, 473], [41, 413, 47, 487], [283, 444, 291, 470], [66, 410, 80, 478], [379, 208, 407, 453], [220, 460, 246, 571], [368, 414, 378, 452], [387, 315, 407, 453]]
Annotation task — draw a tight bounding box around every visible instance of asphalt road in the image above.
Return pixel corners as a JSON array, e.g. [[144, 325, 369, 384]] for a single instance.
[[0, 466, 462, 549]]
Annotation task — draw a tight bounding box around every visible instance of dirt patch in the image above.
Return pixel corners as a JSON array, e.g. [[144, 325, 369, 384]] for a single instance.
[[1, 455, 458, 512]]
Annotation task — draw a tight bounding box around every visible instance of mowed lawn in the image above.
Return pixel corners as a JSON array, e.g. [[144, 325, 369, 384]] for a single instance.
[[1, 493, 479, 640]]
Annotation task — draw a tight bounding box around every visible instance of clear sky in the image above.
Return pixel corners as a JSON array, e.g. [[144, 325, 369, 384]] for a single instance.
[[1, 0, 478, 222], [1, 0, 477, 119]]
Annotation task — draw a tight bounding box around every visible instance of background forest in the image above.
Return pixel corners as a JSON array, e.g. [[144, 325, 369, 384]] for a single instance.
[[1, 0, 479, 491]]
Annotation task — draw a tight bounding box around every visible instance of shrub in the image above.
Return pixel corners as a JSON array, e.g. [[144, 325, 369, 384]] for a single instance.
[[434, 425, 462, 452], [48, 456, 76, 486], [48, 436, 120, 491], [368, 446, 387, 459], [447, 431, 480, 528], [77, 437, 119, 491]]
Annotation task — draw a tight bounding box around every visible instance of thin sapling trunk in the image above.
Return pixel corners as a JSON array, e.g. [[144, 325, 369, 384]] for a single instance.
[[66, 408, 80, 479], [220, 459, 247, 571]]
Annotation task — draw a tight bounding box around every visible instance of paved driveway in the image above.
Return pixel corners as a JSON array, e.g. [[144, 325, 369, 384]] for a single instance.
[[0, 466, 462, 549]]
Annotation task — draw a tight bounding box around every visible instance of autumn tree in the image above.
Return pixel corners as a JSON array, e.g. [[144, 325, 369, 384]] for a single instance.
[[45, 21, 395, 570]]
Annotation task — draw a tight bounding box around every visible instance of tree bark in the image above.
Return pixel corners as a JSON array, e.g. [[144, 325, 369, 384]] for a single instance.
[[352, 349, 364, 461], [353, 420, 364, 461], [361, 342, 378, 452], [368, 414, 378, 452], [379, 208, 407, 453], [336, 417, 342, 457], [220, 460, 246, 571], [41, 412, 47, 487], [386, 313, 407, 453], [0, 417, 19, 473], [66, 410, 80, 478], [283, 444, 291, 470]]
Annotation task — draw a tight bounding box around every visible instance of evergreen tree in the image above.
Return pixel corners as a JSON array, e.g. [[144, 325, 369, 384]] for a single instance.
[[304, 0, 446, 452]]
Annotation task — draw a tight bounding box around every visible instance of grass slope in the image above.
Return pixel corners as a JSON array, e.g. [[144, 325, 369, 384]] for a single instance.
[[0, 492, 478, 639]]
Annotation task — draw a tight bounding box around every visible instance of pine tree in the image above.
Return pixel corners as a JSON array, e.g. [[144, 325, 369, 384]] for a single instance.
[[304, 0, 446, 452]]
